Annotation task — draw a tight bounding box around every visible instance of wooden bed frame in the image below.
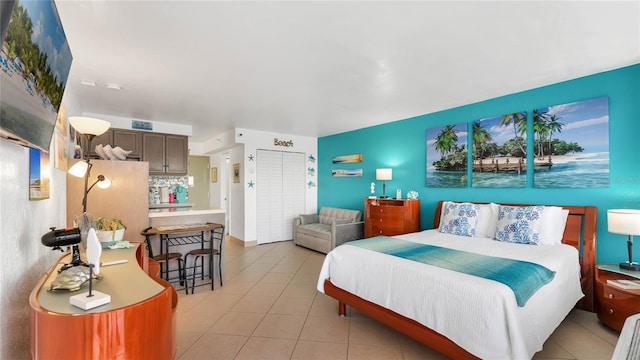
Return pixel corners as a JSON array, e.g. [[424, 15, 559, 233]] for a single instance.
[[323, 200, 597, 360]]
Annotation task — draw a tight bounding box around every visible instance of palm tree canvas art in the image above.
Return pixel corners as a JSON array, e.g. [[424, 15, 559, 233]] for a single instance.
[[426, 123, 468, 187], [533, 96, 609, 188], [472, 111, 528, 188]]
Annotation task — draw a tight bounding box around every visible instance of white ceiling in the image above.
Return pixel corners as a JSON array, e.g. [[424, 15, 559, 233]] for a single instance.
[[55, 1, 639, 143]]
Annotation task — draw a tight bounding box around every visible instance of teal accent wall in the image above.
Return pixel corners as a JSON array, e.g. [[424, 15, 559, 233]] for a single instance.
[[318, 64, 640, 263]]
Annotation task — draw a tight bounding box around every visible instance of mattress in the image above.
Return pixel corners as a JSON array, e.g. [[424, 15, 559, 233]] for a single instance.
[[317, 230, 584, 359]]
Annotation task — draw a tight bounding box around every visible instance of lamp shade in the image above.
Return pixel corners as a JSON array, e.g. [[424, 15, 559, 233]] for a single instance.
[[69, 116, 111, 136], [68, 161, 88, 178], [376, 168, 392, 181], [607, 209, 640, 236]]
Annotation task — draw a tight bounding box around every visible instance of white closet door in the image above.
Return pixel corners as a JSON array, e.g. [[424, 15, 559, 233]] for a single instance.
[[282, 152, 306, 240], [256, 150, 306, 244], [257, 150, 283, 244]]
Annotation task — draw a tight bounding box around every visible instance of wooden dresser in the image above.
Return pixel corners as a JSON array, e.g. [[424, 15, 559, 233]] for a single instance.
[[364, 198, 420, 238], [595, 264, 640, 332]]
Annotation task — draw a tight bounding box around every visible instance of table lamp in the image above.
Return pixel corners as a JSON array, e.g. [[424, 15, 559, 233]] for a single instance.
[[376, 168, 392, 198], [607, 209, 640, 271]]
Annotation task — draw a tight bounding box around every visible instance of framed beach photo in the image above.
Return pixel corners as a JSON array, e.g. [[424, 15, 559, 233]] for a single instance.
[[533, 96, 609, 188], [472, 111, 528, 188], [426, 123, 468, 187]]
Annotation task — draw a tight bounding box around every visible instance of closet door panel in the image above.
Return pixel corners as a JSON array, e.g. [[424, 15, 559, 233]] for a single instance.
[[282, 152, 306, 240]]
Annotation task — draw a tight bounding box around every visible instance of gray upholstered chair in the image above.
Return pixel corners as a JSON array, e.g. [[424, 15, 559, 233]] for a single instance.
[[293, 206, 364, 254]]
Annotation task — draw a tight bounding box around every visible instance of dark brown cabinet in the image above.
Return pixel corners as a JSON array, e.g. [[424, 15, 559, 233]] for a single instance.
[[113, 129, 142, 159], [364, 198, 420, 238], [143, 133, 188, 175]]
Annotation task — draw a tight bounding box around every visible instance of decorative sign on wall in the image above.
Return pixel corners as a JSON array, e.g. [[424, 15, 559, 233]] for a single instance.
[[132, 120, 153, 131], [533, 96, 609, 188], [211, 167, 218, 182], [274, 138, 293, 147]]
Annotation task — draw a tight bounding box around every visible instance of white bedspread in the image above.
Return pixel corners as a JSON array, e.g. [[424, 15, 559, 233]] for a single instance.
[[317, 230, 584, 359]]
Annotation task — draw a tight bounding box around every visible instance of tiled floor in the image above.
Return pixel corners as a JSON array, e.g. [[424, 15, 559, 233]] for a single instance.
[[176, 239, 619, 359]]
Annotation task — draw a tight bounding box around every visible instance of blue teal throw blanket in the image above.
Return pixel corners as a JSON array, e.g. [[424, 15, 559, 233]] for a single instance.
[[349, 236, 555, 306]]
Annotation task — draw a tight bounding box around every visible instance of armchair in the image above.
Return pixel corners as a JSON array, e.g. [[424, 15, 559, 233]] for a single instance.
[[293, 206, 364, 254]]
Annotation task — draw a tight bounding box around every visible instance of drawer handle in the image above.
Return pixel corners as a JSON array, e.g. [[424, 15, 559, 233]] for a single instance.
[[609, 308, 614, 315], [379, 230, 383, 234], [379, 219, 382, 222], [608, 293, 614, 300]]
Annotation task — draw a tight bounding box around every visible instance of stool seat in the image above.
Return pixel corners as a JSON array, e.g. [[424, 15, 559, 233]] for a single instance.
[[152, 252, 183, 263], [141, 227, 187, 293]]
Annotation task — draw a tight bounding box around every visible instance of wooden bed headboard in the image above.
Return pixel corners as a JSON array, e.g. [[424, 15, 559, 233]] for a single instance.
[[433, 201, 598, 312]]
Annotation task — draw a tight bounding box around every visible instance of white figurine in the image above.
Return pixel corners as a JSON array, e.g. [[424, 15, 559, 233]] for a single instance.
[[370, 182, 375, 194]]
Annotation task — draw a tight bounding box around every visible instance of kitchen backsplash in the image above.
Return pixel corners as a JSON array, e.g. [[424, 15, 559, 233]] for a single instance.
[[148, 176, 190, 204]]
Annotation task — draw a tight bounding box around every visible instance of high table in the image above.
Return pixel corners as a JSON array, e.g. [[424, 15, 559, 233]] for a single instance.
[[29, 243, 177, 360]]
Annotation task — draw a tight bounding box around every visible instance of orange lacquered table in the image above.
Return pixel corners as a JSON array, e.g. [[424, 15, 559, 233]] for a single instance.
[[29, 242, 177, 360]]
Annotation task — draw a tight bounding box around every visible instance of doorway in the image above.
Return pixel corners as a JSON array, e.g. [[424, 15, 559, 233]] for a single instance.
[[188, 155, 210, 209]]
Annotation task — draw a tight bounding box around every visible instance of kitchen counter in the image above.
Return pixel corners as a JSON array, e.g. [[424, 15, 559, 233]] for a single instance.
[[148, 208, 226, 228], [149, 203, 194, 209]]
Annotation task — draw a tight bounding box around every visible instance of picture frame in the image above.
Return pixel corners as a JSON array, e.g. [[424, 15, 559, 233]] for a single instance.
[[211, 167, 218, 182], [233, 163, 240, 183], [29, 148, 50, 200]]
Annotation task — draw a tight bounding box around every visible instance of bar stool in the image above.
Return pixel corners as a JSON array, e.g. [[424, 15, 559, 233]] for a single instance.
[[185, 223, 225, 294], [141, 227, 187, 294]]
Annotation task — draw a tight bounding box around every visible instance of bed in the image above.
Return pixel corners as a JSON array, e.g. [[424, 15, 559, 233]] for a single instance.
[[317, 200, 597, 359]]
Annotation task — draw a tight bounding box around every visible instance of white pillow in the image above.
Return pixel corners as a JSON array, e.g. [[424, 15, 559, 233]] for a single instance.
[[494, 205, 545, 245], [438, 202, 481, 237], [538, 207, 569, 245], [475, 203, 499, 238]]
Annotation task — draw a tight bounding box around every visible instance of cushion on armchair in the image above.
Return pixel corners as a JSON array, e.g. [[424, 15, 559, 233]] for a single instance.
[[299, 214, 319, 225]]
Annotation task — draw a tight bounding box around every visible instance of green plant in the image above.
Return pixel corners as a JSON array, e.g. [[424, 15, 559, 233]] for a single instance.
[[95, 217, 127, 238]]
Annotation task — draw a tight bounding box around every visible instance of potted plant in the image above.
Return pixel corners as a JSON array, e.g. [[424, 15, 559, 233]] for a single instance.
[[95, 217, 127, 242]]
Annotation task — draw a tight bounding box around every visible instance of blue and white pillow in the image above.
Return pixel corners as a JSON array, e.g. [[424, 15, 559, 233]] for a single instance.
[[494, 205, 545, 245], [439, 202, 481, 237]]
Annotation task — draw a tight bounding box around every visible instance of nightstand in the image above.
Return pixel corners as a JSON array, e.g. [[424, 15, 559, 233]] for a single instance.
[[595, 264, 640, 331], [364, 198, 420, 238]]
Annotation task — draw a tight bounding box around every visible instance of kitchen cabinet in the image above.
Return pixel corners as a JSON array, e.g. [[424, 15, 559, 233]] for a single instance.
[[364, 198, 420, 238], [113, 129, 142, 159], [88, 129, 141, 160], [143, 133, 188, 175]]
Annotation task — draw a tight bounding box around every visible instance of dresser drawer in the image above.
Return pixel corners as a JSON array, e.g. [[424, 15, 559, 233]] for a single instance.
[[368, 206, 403, 219], [596, 282, 640, 332], [598, 283, 640, 309], [369, 224, 404, 236]]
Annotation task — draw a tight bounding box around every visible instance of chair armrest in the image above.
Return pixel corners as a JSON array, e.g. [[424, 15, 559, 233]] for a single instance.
[[331, 221, 364, 248], [299, 214, 319, 225]]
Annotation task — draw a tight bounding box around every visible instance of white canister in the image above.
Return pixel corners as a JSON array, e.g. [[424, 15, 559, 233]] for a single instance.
[[160, 186, 170, 203], [396, 189, 402, 199]]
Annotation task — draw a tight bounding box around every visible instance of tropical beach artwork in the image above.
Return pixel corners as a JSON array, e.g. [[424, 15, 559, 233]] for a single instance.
[[472, 112, 528, 188], [1, 0, 73, 151], [29, 148, 50, 200], [332, 168, 363, 177], [332, 154, 363, 164], [533, 96, 609, 188], [426, 123, 468, 188]]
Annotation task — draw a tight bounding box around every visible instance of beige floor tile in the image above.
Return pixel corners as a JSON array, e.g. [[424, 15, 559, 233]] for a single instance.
[[299, 316, 350, 343], [291, 340, 348, 360], [270, 262, 304, 274], [260, 271, 295, 284], [178, 333, 247, 360], [533, 337, 575, 359], [247, 281, 288, 297], [234, 337, 297, 360], [229, 294, 278, 313], [207, 311, 265, 336], [309, 292, 342, 317], [213, 280, 256, 295], [281, 282, 318, 298], [347, 343, 404, 360], [269, 295, 314, 315], [349, 316, 400, 347], [253, 313, 307, 339]]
